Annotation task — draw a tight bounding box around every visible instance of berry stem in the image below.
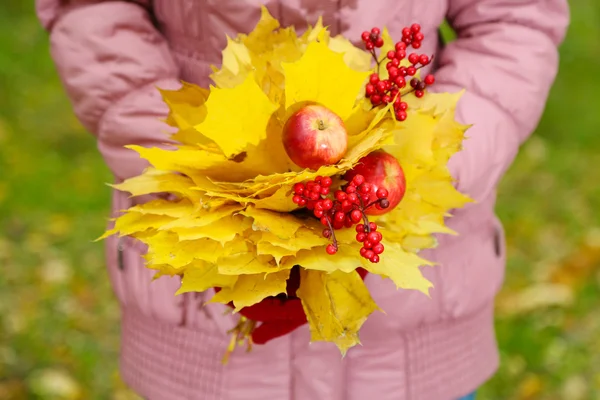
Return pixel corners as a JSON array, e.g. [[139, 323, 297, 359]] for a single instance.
[[357, 197, 372, 233], [323, 215, 339, 251]]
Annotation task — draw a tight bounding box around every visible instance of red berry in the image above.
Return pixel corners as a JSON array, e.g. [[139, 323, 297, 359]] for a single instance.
[[348, 193, 359, 203], [333, 220, 344, 230], [292, 195, 301, 204], [388, 67, 399, 79], [407, 66, 417, 76], [398, 101, 408, 111], [391, 58, 400, 67], [374, 37, 384, 48], [402, 27, 411, 37], [315, 201, 324, 211], [360, 247, 368, 257], [387, 50, 396, 60], [326, 244, 337, 255], [379, 199, 390, 209], [408, 53, 419, 64], [396, 110, 408, 121], [396, 50, 407, 60], [361, 194, 370, 203], [298, 198, 307, 206], [419, 54, 430, 65], [294, 183, 305, 195], [312, 184, 321, 193], [322, 199, 333, 210], [320, 216, 329, 226], [364, 250, 375, 259], [371, 27, 381, 35], [371, 254, 380, 263], [309, 191, 320, 201], [335, 191, 347, 201], [382, 95, 392, 103], [369, 222, 377, 231], [367, 232, 380, 243], [365, 83, 375, 97], [376, 81, 387, 93], [374, 231, 383, 242], [373, 243, 384, 254], [416, 81, 427, 91], [323, 229, 332, 238], [411, 23, 421, 33], [344, 217, 353, 228], [366, 42, 374, 50], [394, 76, 406, 88], [356, 224, 365, 233], [364, 240, 374, 249], [403, 37, 412, 45], [414, 32, 425, 42], [369, 73, 380, 85], [321, 176, 333, 187], [342, 200, 353, 212], [345, 185, 357, 194], [376, 188, 389, 198], [359, 184, 371, 194], [424, 74, 435, 85], [410, 78, 419, 88], [412, 41, 421, 49], [395, 42, 407, 51], [356, 232, 367, 242], [334, 211, 345, 222], [370, 94, 382, 105], [314, 209, 324, 218], [415, 89, 424, 98], [353, 175, 365, 186], [350, 209, 362, 223], [361, 31, 370, 42], [320, 187, 330, 196], [399, 67, 407, 76]]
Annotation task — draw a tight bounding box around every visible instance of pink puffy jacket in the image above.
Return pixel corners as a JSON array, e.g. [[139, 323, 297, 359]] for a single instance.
[[36, 1, 569, 399]]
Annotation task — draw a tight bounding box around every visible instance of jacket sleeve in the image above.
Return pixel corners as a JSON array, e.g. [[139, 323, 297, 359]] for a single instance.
[[434, 0, 569, 204], [36, 0, 181, 181]]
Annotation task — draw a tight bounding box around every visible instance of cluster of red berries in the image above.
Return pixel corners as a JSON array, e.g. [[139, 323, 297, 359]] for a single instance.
[[356, 223, 384, 263], [360, 24, 435, 121], [291, 174, 388, 263]]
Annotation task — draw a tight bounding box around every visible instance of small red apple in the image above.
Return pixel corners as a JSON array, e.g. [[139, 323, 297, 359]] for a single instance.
[[282, 105, 348, 170], [344, 150, 406, 215]]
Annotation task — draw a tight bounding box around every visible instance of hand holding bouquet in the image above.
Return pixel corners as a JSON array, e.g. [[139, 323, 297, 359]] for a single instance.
[[101, 7, 471, 359]]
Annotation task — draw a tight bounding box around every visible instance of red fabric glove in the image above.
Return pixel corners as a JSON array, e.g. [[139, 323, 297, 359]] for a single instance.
[[215, 267, 369, 344]]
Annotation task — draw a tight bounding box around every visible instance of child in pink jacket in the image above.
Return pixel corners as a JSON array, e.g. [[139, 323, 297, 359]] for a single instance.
[[37, 1, 569, 399]]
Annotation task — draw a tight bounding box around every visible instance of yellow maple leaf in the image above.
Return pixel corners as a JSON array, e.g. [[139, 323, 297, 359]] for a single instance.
[[256, 228, 329, 264], [297, 269, 379, 354], [196, 73, 279, 158], [177, 261, 238, 295], [282, 40, 370, 121], [328, 35, 373, 72], [362, 240, 434, 295], [211, 269, 291, 311], [111, 169, 200, 200], [240, 205, 304, 239], [217, 251, 285, 276], [172, 214, 252, 245]]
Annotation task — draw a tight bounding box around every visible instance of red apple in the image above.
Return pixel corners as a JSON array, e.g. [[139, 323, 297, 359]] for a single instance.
[[282, 105, 348, 170], [344, 150, 406, 215]]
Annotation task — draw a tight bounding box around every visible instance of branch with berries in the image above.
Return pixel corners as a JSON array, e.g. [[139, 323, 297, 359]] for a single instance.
[[292, 174, 388, 263], [361, 24, 436, 121]]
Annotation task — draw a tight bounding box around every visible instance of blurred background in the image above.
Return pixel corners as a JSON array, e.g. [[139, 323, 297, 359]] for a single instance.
[[1, 1, 599, 399]]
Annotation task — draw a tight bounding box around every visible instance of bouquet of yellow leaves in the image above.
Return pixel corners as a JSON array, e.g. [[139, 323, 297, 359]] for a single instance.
[[101, 7, 471, 358]]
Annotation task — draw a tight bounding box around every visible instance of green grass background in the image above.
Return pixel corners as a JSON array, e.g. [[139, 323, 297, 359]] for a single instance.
[[1, 1, 599, 399]]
